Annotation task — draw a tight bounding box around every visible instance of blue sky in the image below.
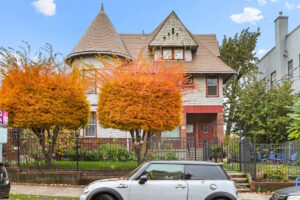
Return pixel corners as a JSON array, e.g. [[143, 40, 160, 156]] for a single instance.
[[0, 0, 300, 58]]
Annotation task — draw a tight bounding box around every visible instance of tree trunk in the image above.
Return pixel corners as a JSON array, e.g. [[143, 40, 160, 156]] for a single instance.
[[143, 131, 152, 159], [32, 128, 60, 168], [225, 122, 232, 135]]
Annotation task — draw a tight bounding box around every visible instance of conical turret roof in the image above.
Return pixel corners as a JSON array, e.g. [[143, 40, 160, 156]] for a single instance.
[[67, 3, 131, 60]]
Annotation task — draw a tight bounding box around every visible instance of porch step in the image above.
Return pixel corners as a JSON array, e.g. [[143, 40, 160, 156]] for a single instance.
[[227, 172, 251, 193]]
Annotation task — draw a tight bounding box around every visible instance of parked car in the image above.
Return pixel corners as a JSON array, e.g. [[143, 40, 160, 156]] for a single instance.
[[270, 186, 300, 200], [80, 161, 239, 200], [0, 163, 10, 199]]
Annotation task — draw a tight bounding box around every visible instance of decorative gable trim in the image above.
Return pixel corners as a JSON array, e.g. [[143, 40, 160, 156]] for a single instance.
[[149, 11, 198, 49]]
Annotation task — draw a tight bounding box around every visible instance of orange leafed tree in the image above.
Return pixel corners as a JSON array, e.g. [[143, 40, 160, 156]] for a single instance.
[[0, 43, 90, 167], [96, 54, 192, 163]]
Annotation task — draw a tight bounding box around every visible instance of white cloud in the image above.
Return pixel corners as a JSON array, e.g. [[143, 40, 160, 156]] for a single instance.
[[285, 2, 300, 9], [257, 49, 268, 58], [32, 0, 56, 16], [230, 7, 263, 24], [258, 0, 267, 6]]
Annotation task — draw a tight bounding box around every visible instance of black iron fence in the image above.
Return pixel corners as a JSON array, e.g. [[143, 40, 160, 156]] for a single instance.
[[2, 130, 300, 181]]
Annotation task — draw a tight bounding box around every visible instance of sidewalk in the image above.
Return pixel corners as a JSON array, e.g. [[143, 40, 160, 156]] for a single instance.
[[239, 193, 271, 200], [10, 183, 272, 200], [11, 183, 84, 198]]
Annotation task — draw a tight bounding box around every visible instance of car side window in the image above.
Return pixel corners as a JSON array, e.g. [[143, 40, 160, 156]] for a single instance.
[[184, 165, 228, 180], [142, 164, 184, 180]]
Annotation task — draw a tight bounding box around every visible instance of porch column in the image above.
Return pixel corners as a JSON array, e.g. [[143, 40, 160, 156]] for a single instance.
[[217, 112, 224, 144], [180, 112, 187, 148]]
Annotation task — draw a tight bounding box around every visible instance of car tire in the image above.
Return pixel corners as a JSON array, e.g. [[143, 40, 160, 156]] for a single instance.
[[93, 194, 116, 200]]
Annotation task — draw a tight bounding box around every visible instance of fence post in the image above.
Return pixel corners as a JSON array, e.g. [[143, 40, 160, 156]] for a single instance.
[[17, 130, 20, 167], [239, 127, 242, 172], [76, 131, 79, 171], [253, 143, 257, 181]]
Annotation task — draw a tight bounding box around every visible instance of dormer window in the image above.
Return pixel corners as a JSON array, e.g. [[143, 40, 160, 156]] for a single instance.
[[162, 48, 184, 60]]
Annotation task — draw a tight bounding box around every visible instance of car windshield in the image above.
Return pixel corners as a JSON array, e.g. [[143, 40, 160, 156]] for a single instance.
[[126, 163, 145, 180]]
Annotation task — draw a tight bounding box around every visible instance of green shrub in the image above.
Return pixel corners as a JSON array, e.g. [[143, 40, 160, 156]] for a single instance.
[[63, 144, 136, 162], [264, 166, 289, 181]]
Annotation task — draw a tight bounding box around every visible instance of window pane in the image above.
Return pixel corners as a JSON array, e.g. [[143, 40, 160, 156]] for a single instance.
[[85, 113, 96, 137], [143, 164, 184, 180], [207, 76, 218, 96], [84, 70, 96, 93], [174, 49, 183, 60], [184, 165, 228, 180], [163, 49, 172, 59], [271, 71, 276, 86], [186, 125, 193, 133], [288, 60, 293, 77]]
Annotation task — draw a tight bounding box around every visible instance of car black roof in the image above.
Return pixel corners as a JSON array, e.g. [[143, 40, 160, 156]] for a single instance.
[[148, 160, 223, 166]]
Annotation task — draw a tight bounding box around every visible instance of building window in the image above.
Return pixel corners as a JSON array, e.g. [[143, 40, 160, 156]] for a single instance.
[[85, 112, 96, 137], [288, 60, 293, 77], [83, 69, 97, 94], [206, 76, 218, 97], [186, 125, 193, 133], [271, 71, 276, 86], [162, 48, 184, 60]]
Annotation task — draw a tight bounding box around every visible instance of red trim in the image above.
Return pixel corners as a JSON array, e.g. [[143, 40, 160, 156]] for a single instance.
[[183, 105, 223, 113], [206, 75, 219, 98]]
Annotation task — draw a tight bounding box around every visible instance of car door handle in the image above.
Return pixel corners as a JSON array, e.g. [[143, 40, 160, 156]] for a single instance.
[[117, 183, 128, 188], [175, 184, 186, 189]]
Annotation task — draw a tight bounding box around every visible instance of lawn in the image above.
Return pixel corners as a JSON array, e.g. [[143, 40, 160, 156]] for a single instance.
[[20, 160, 138, 170], [10, 194, 78, 200]]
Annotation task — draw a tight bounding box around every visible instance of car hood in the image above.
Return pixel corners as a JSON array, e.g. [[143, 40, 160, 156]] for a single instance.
[[275, 186, 300, 196], [87, 178, 125, 191]]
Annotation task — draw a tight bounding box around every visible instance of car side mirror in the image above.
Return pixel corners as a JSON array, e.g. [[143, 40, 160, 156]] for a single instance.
[[139, 175, 148, 185]]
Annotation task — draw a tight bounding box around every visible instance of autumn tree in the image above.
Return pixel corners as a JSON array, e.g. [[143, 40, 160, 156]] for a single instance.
[[0, 43, 90, 167], [220, 28, 260, 135], [95, 55, 190, 164]]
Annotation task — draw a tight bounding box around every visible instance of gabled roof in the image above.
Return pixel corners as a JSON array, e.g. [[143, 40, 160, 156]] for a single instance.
[[66, 4, 131, 61], [148, 11, 198, 49], [120, 33, 235, 82]]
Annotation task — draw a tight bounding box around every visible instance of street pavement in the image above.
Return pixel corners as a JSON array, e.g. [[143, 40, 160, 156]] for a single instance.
[[10, 184, 272, 200]]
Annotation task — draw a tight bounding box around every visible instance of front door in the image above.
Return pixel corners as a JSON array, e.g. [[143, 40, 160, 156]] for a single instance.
[[129, 163, 187, 200]]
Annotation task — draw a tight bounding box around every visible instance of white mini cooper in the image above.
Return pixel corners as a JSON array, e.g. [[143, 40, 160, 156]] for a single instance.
[[80, 161, 239, 200]]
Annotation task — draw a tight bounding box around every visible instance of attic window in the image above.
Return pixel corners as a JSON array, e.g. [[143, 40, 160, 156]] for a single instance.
[[163, 37, 166, 41], [172, 28, 175, 34]]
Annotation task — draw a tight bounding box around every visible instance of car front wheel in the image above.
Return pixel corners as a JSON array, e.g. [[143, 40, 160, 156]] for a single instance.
[[93, 194, 116, 200]]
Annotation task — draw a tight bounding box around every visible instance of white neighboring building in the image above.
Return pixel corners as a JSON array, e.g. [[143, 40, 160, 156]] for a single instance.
[[258, 12, 300, 93]]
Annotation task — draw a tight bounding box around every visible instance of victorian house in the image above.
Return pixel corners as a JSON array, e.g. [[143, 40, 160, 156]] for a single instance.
[[66, 4, 235, 146]]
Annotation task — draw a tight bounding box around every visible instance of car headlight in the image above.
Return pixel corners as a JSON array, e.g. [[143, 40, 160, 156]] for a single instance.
[[287, 196, 300, 200], [83, 185, 92, 194]]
